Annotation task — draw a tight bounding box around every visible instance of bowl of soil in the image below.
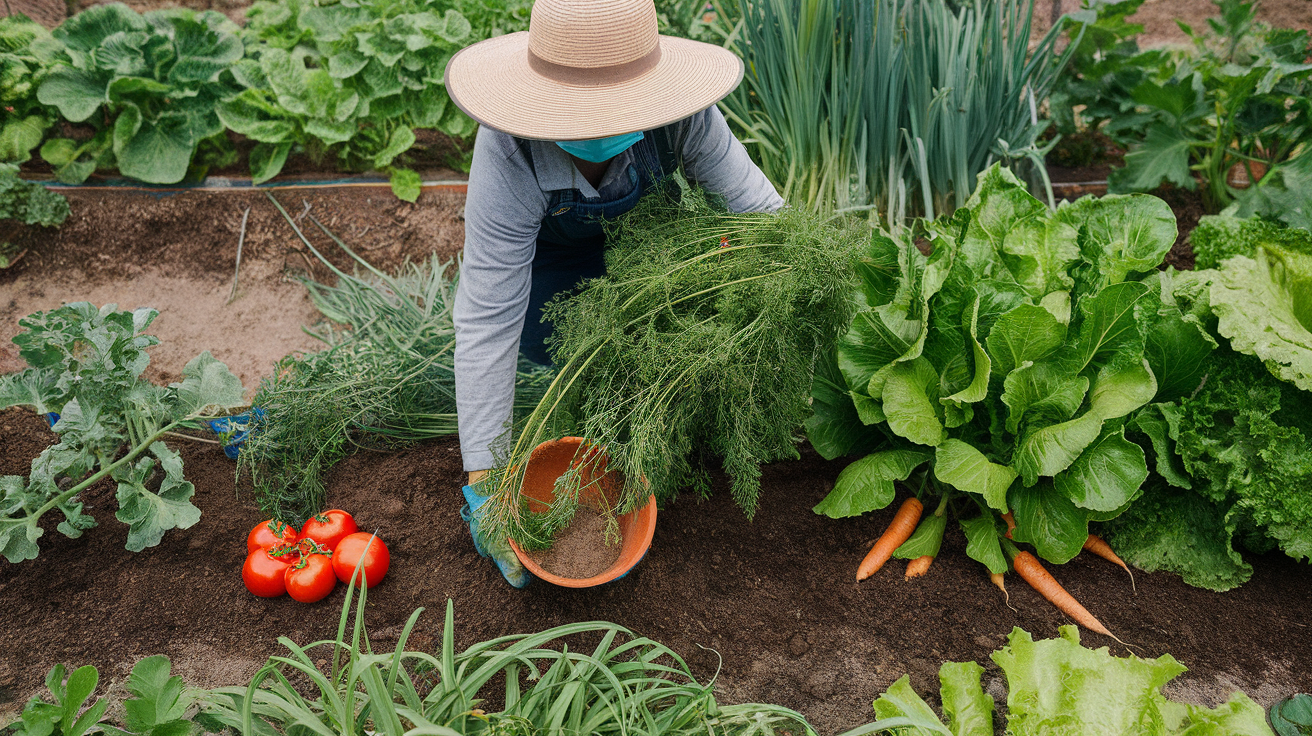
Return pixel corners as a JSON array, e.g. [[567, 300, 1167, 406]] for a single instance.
[[508, 437, 656, 588]]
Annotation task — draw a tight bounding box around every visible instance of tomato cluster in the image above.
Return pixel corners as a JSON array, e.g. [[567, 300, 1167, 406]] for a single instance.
[[241, 510, 391, 602]]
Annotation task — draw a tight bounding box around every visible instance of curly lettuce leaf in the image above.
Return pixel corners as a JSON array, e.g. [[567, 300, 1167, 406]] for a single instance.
[[1210, 248, 1312, 391], [1102, 481, 1252, 591], [938, 661, 993, 736]]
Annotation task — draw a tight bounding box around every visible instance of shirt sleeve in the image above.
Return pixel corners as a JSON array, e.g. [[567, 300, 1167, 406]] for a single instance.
[[454, 127, 548, 472], [680, 106, 785, 214]]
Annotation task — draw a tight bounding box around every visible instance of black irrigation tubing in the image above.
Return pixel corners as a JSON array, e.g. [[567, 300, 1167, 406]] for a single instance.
[[20, 173, 470, 197]]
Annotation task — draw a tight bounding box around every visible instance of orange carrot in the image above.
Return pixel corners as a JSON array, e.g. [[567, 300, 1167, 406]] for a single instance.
[[857, 497, 923, 581], [1001, 512, 1016, 539], [990, 571, 1012, 608], [904, 555, 933, 580], [1084, 534, 1136, 592], [1013, 551, 1121, 642]]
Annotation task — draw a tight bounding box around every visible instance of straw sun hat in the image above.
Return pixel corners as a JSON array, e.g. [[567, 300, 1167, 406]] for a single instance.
[[443, 0, 744, 141]]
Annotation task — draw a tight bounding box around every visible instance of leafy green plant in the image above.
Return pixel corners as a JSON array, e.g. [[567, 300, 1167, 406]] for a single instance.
[[0, 303, 245, 563], [221, 0, 495, 200], [239, 194, 551, 524], [1226, 152, 1312, 230], [1273, 695, 1312, 736], [1105, 219, 1312, 588], [1107, 0, 1312, 211], [721, 0, 1086, 220], [481, 187, 861, 549], [0, 14, 62, 164], [2, 665, 108, 736], [2, 655, 195, 736], [197, 568, 818, 736], [807, 164, 1214, 571], [35, 3, 243, 185], [835, 626, 1275, 735], [1, 163, 69, 267], [1190, 213, 1312, 269]]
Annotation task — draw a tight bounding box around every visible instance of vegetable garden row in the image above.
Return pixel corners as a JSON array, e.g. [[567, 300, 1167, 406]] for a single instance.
[[3, 0, 1312, 733]]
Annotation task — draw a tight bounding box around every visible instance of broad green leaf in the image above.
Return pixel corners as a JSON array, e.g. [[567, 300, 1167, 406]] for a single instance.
[[248, 141, 292, 184], [0, 369, 61, 415], [881, 357, 945, 446], [993, 627, 1187, 734], [1009, 479, 1091, 563], [1210, 250, 1312, 391], [0, 476, 44, 562], [959, 515, 1008, 575], [837, 305, 919, 397], [37, 67, 107, 122], [852, 390, 885, 425], [111, 102, 142, 158], [53, 2, 148, 52], [1142, 274, 1217, 403], [113, 442, 202, 552], [116, 113, 195, 184], [0, 114, 49, 163], [61, 666, 99, 733], [934, 439, 1016, 512], [1108, 123, 1196, 194], [1271, 694, 1312, 736], [123, 655, 191, 732], [938, 661, 993, 736], [168, 15, 243, 83], [1039, 291, 1071, 325], [1088, 357, 1158, 420], [1053, 424, 1147, 513], [999, 217, 1080, 299], [215, 90, 296, 143], [375, 126, 416, 168], [872, 676, 952, 735], [388, 167, 421, 203], [328, 48, 369, 79], [893, 510, 947, 560], [1013, 411, 1103, 486], [1069, 280, 1150, 372], [805, 349, 883, 460], [812, 449, 930, 518], [171, 351, 244, 417], [305, 117, 356, 146], [985, 303, 1066, 377], [1056, 193, 1178, 292], [940, 296, 991, 411], [958, 164, 1048, 278], [1001, 361, 1089, 435]]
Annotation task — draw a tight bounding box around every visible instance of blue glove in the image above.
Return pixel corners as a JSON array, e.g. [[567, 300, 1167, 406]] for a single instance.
[[461, 485, 531, 589]]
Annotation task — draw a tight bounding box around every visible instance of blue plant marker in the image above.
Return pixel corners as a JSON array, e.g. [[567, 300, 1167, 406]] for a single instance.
[[45, 412, 60, 428], [206, 407, 266, 459]]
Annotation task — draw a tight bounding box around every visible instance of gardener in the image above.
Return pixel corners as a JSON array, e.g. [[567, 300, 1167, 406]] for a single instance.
[[445, 0, 783, 586]]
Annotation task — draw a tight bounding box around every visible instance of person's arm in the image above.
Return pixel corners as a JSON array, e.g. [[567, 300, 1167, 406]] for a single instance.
[[455, 127, 547, 483], [679, 106, 785, 214]]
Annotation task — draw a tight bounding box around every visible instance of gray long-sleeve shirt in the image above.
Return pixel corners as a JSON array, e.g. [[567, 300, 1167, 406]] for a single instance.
[[453, 105, 784, 472]]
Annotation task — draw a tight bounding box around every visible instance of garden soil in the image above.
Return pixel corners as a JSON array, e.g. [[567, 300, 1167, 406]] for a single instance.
[[0, 187, 467, 398], [1, 407, 1310, 734], [524, 507, 624, 579]]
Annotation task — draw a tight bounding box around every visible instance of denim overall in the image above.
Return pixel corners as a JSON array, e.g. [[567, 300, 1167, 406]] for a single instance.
[[518, 131, 677, 365]]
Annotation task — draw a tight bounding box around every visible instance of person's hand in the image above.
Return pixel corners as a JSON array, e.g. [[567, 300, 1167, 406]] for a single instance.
[[460, 480, 530, 588]]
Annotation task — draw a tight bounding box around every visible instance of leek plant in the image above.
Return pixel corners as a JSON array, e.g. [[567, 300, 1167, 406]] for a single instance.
[[197, 573, 819, 736], [722, 0, 1087, 222]]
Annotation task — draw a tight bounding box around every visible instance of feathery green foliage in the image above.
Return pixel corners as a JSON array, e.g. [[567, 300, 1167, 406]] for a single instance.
[[240, 195, 550, 524], [482, 187, 862, 549]]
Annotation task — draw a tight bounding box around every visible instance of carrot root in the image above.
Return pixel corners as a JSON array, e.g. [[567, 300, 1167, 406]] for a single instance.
[[1013, 551, 1123, 644], [1001, 511, 1016, 540], [990, 571, 1013, 610], [904, 555, 933, 580], [857, 497, 924, 581], [1084, 534, 1136, 593]]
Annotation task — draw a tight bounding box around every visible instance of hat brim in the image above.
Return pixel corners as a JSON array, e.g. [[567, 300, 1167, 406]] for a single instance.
[[444, 32, 744, 141]]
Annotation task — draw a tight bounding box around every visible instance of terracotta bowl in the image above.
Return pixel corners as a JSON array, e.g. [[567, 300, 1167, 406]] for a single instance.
[[508, 437, 656, 588]]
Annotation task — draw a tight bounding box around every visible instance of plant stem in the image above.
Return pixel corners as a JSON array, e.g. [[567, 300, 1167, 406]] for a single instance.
[[33, 418, 186, 519]]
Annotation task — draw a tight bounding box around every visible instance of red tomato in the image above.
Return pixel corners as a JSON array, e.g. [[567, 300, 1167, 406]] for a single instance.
[[333, 533, 390, 588], [285, 552, 336, 603], [247, 519, 298, 552], [300, 510, 358, 553], [242, 547, 295, 597]]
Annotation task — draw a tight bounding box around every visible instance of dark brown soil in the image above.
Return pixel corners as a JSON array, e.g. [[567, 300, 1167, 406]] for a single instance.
[[525, 507, 623, 579], [1, 406, 1309, 733]]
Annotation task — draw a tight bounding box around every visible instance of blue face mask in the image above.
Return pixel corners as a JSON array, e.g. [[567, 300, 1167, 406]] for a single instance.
[[556, 131, 644, 163]]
